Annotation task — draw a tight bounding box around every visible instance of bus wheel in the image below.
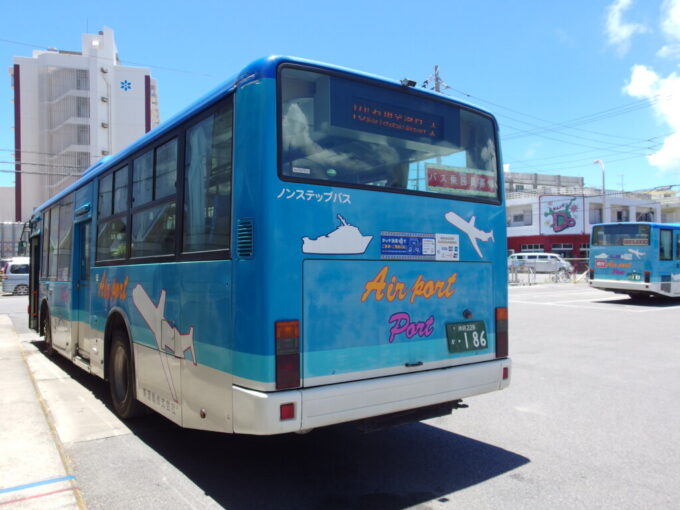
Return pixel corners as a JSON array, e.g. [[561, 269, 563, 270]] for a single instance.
[[43, 309, 54, 357], [109, 329, 144, 419]]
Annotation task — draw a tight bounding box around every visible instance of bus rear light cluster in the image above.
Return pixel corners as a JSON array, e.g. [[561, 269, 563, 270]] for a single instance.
[[589, 269, 595, 280], [495, 307, 508, 358], [644, 271, 651, 283], [275, 320, 300, 390]]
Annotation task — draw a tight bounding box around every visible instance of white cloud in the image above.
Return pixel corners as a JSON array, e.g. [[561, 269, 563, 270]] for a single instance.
[[624, 65, 680, 171], [661, 0, 680, 38], [658, 0, 680, 57], [606, 0, 648, 54]]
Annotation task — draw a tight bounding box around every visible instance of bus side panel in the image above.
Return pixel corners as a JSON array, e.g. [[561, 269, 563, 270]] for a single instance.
[[91, 260, 233, 430], [229, 77, 278, 390]]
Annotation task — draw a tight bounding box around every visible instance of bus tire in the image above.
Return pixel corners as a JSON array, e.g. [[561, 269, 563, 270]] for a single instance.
[[109, 329, 145, 419], [43, 308, 54, 357]]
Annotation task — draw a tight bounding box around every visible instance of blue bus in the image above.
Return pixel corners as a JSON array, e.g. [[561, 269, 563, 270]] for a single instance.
[[589, 222, 680, 299], [27, 56, 511, 435]]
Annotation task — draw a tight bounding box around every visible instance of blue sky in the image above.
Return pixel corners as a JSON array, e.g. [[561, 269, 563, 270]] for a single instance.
[[1, 0, 679, 191]]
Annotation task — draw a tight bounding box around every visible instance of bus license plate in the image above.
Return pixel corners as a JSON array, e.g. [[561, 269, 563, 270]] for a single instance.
[[446, 321, 488, 354]]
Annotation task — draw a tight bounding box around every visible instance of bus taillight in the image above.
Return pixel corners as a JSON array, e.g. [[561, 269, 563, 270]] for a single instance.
[[275, 320, 300, 390], [495, 307, 508, 358], [644, 271, 651, 283], [589, 269, 594, 280]]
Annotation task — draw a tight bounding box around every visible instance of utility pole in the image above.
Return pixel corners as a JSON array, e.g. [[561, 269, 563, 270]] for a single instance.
[[422, 66, 450, 166], [594, 160, 606, 222], [422, 65, 450, 93]]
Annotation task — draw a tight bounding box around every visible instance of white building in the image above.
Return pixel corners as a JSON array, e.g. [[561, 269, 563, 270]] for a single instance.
[[506, 189, 662, 267], [8, 27, 159, 221]]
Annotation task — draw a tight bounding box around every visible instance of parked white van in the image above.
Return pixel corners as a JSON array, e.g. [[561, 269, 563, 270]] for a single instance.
[[507, 252, 573, 273], [1, 257, 30, 295]]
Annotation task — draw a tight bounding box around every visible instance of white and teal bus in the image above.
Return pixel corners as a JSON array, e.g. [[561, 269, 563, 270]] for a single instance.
[[27, 56, 511, 435], [589, 222, 680, 299]]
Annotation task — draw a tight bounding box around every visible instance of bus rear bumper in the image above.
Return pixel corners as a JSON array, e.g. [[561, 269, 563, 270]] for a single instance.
[[589, 278, 654, 294], [232, 358, 511, 435]]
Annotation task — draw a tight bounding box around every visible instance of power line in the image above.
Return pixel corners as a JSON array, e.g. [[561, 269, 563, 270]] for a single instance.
[[0, 167, 83, 177]]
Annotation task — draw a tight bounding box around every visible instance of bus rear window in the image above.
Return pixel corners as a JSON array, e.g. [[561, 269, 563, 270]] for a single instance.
[[592, 224, 650, 246], [279, 67, 499, 201]]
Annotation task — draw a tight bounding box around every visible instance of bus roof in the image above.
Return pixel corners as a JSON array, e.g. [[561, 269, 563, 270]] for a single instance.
[[33, 55, 497, 215]]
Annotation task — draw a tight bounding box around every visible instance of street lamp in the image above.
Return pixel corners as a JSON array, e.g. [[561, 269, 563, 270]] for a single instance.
[[593, 160, 606, 222]]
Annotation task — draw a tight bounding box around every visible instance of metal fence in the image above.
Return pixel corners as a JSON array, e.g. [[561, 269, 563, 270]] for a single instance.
[[508, 257, 590, 286]]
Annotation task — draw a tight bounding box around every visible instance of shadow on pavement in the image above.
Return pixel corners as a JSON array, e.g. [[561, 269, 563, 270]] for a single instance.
[[595, 295, 680, 307], [32, 339, 529, 510]]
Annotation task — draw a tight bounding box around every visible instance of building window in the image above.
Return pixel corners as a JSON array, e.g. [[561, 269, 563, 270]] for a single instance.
[[615, 208, 630, 222], [76, 97, 90, 118], [589, 205, 603, 224], [76, 69, 89, 90], [636, 209, 655, 222], [521, 244, 544, 252]]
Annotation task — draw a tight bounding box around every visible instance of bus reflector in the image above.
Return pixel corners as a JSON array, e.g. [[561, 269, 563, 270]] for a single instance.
[[644, 271, 650, 283], [275, 320, 300, 390], [495, 307, 508, 358], [280, 403, 295, 421]]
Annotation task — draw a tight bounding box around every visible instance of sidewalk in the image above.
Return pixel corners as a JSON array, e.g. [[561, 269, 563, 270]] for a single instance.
[[0, 315, 83, 509]]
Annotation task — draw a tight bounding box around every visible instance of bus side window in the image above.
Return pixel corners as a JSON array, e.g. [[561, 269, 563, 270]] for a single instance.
[[183, 97, 233, 253], [660, 229, 672, 261]]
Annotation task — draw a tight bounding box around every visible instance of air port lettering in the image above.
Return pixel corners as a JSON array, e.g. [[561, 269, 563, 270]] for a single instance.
[[98, 273, 129, 301], [361, 265, 457, 304]]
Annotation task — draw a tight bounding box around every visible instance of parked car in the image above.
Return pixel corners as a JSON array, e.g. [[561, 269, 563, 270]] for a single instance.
[[507, 252, 573, 273], [1, 257, 30, 295]]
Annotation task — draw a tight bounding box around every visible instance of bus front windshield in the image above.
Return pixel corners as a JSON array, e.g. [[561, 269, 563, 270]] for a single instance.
[[280, 67, 500, 202]]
